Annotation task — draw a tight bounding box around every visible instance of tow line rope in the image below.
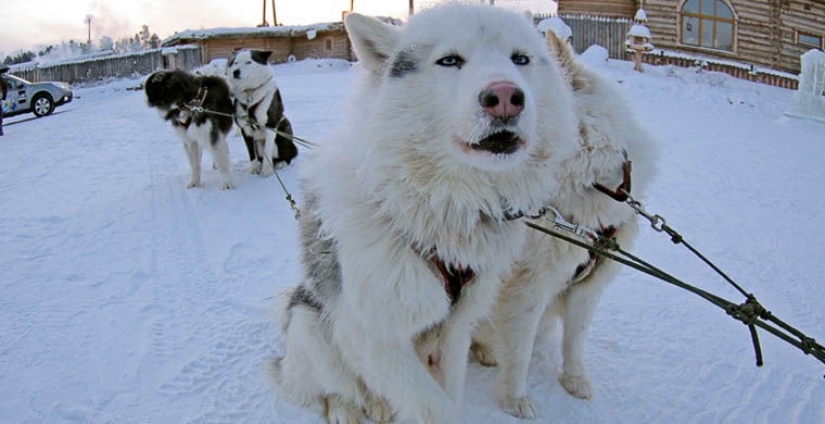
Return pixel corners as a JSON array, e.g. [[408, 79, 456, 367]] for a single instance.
[[527, 188, 825, 377]]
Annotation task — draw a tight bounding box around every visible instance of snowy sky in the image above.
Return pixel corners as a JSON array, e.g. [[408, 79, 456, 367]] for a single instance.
[[0, 0, 557, 55]]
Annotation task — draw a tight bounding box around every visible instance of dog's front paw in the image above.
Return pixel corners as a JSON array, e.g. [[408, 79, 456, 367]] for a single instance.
[[220, 181, 234, 190], [500, 395, 539, 419], [273, 159, 288, 170], [363, 398, 393, 423], [249, 161, 262, 174], [325, 397, 358, 424], [470, 341, 498, 367], [186, 179, 200, 189], [558, 373, 592, 399], [259, 165, 273, 177]]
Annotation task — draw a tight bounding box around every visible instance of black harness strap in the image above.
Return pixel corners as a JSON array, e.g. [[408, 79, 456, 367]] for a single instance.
[[572, 225, 617, 282]]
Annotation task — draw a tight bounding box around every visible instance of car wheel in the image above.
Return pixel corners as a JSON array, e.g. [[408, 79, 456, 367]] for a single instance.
[[32, 94, 54, 117]]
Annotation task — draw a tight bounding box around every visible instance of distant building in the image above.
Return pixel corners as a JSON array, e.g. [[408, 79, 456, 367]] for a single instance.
[[160, 22, 352, 65], [557, 0, 825, 74]]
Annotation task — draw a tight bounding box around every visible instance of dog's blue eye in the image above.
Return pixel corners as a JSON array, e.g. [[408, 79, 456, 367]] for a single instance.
[[512, 53, 530, 66], [436, 55, 464, 68]]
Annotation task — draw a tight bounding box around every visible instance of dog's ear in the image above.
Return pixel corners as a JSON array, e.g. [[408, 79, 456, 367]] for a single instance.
[[250, 50, 273, 65], [522, 10, 534, 23], [345, 13, 400, 75], [228, 50, 240, 67], [150, 71, 167, 83], [545, 30, 590, 91]]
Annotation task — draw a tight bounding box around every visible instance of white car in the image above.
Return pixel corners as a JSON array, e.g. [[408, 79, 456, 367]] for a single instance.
[[1, 73, 73, 118]]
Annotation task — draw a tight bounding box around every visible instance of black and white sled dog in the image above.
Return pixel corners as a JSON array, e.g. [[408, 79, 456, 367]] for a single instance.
[[226, 49, 297, 175], [470, 31, 660, 419], [272, 5, 580, 423], [144, 69, 234, 189]]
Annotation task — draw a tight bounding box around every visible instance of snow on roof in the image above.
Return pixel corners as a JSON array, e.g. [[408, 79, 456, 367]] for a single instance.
[[634, 8, 648, 22], [537, 17, 572, 41], [161, 22, 345, 46], [627, 24, 652, 39]]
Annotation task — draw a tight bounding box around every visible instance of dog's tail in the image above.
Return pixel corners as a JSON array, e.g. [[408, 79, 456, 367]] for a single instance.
[[273, 286, 297, 332]]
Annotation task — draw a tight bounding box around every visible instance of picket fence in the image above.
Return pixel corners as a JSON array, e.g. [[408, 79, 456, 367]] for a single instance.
[[534, 13, 633, 59], [9, 46, 201, 85]]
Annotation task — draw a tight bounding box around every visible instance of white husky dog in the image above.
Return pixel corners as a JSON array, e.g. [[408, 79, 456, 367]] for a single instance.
[[471, 31, 659, 419], [272, 4, 579, 423]]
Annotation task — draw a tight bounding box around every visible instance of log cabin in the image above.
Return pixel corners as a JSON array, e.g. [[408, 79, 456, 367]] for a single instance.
[[558, 0, 825, 74], [160, 22, 352, 65]]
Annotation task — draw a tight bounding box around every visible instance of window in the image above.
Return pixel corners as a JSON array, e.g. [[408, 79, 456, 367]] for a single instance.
[[681, 0, 735, 51], [798, 32, 823, 49]]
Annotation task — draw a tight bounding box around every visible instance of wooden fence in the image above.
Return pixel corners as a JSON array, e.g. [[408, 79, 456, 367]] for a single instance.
[[534, 13, 633, 59], [534, 13, 798, 90], [9, 46, 202, 85]]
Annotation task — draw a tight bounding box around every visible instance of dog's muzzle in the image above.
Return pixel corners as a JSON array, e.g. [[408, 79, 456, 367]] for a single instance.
[[472, 130, 523, 155]]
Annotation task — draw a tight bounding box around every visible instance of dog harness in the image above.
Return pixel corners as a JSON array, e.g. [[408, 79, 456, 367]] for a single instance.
[[422, 248, 475, 305], [593, 149, 632, 202], [571, 225, 617, 283]]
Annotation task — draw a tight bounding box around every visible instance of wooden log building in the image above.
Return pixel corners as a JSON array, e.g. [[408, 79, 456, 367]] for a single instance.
[[558, 0, 825, 74], [160, 22, 352, 65]]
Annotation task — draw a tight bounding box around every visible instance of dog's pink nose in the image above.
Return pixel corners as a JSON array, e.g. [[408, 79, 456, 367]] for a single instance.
[[479, 82, 524, 120]]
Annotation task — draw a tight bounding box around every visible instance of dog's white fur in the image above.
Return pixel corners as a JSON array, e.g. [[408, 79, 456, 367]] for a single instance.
[[226, 50, 282, 175], [471, 31, 659, 419], [174, 121, 232, 189], [273, 5, 579, 423]]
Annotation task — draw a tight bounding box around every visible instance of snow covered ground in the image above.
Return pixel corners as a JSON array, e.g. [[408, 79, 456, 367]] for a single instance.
[[1, 55, 823, 423]]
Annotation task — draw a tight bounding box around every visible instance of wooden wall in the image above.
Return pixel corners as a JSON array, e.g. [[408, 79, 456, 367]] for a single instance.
[[558, 0, 638, 18], [550, 15, 633, 59], [180, 30, 352, 65], [639, 0, 825, 73], [8, 47, 202, 84]]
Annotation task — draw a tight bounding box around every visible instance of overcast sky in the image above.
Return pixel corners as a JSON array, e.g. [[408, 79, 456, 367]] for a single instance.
[[0, 0, 557, 56]]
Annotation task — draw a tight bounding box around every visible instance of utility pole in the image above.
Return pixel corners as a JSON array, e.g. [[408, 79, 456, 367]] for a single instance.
[[272, 0, 277, 26], [409, 0, 414, 16], [85, 14, 93, 45], [260, 0, 269, 26]]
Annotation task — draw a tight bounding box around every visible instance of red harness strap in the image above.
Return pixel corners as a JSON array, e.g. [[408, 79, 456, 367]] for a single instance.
[[427, 253, 476, 305], [593, 152, 632, 202], [572, 225, 617, 282]]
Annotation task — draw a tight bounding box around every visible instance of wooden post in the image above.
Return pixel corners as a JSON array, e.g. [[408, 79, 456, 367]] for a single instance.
[[261, 0, 268, 26], [634, 49, 643, 72]]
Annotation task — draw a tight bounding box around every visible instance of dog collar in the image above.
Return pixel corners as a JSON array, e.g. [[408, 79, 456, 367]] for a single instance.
[[239, 75, 275, 104]]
